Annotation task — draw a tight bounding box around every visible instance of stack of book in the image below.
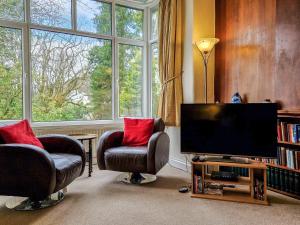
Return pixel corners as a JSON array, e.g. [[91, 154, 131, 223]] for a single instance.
[[193, 170, 203, 194], [256, 148, 300, 170], [253, 178, 265, 200], [277, 121, 300, 143], [277, 147, 300, 169], [267, 166, 300, 196], [204, 182, 223, 195]]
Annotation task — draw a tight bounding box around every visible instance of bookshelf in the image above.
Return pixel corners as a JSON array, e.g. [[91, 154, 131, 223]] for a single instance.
[[191, 161, 269, 205], [263, 110, 300, 200]]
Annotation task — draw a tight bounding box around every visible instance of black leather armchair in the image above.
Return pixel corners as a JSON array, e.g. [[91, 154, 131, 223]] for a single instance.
[[97, 118, 170, 184], [0, 134, 85, 210]]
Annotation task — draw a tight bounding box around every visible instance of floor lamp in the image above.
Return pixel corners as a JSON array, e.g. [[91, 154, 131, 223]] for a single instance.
[[195, 38, 219, 103]]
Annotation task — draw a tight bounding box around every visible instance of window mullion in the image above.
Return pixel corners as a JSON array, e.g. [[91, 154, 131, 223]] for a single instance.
[[112, 0, 118, 120], [143, 7, 150, 117], [72, 0, 77, 31], [24, 0, 31, 122]]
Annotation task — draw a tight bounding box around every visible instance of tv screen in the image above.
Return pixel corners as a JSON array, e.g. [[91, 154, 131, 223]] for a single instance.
[[181, 103, 278, 158]]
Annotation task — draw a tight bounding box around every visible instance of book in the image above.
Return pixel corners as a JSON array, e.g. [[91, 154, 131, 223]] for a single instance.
[[296, 151, 300, 170], [277, 121, 282, 141], [269, 166, 275, 188], [274, 167, 279, 190], [292, 125, 298, 143], [295, 172, 300, 196], [204, 182, 223, 195], [297, 125, 300, 143], [197, 176, 203, 193], [289, 171, 295, 194], [284, 169, 290, 193], [267, 167, 270, 187], [279, 168, 285, 191], [193, 175, 198, 194]]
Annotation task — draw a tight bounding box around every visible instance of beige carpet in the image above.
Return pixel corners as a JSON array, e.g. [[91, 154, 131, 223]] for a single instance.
[[0, 165, 299, 225]]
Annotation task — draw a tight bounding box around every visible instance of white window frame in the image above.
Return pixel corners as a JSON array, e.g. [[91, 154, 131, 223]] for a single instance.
[[0, 0, 159, 127], [148, 3, 159, 117]]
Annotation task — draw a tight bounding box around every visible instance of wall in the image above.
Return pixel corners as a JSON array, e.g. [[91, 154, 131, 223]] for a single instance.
[[215, 0, 300, 109], [168, 0, 216, 170], [193, 0, 216, 103]]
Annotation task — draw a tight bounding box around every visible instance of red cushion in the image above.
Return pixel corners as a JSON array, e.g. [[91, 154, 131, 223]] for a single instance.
[[122, 118, 155, 146], [0, 119, 44, 149]]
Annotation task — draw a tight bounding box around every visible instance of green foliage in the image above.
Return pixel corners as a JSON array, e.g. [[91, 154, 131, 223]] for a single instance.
[[0, 64, 22, 120], [151, 44, 160, 117], [93, 2, 112, 35], [0, 0, 23, 21], [88, 42, 112, 119], [118, 44, 142, 116], [0, 1, 156, 122], [0, 27, 23, 120], [116, 5, 144, 40], [92, 4, 144, 117]]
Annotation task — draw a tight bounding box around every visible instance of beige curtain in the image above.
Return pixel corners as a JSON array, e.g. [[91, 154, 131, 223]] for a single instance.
[[158, 0, 184, 127]]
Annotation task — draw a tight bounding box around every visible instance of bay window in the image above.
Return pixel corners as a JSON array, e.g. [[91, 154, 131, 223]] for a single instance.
[[0, 0, 159, 124]]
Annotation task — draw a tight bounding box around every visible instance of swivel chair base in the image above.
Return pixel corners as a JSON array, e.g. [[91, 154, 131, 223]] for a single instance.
[[5, 190, 65, 211], [117, 172, 157, 184]]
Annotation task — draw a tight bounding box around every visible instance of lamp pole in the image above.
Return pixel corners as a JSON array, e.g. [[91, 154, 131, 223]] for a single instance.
[[199, 51, 210, 104], [195, 38, 219, 104]]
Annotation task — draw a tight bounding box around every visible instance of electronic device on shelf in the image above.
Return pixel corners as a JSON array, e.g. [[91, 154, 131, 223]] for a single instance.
[[210, 171, 239, 181], [181, 103, 278, 161]]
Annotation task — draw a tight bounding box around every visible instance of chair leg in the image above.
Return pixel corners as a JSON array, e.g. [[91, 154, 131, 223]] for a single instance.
[[5, 191, 64, 211], [117, 172, 157, 184]]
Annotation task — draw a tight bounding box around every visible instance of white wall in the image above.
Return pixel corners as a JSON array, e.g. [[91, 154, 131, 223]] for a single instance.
[[168, 0, 215, 171]]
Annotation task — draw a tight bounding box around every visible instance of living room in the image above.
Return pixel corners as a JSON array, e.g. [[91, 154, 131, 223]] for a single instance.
[[0, 0, 299, 225]]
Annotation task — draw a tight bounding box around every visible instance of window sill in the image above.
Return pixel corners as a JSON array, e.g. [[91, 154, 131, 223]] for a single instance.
[[32, 120, 124, 129]]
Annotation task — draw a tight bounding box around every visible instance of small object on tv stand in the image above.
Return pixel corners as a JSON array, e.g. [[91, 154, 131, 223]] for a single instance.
[[205, 155, 250, 164], [211, 171, 239, 181], [192, 155, 199, 162]]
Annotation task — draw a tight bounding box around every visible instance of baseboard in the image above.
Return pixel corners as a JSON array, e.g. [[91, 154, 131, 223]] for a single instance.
[[169, 158, 191, 172]]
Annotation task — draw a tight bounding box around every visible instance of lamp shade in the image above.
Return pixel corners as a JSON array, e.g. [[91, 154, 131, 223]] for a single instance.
[[195, 38, 219, 54]]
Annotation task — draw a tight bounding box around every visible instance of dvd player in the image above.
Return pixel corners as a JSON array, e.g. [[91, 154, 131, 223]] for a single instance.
[[211, 171, 239, 181]]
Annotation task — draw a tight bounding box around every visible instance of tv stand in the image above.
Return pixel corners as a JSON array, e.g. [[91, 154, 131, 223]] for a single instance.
[[204, 156, 250, 164], [191, 160, 268, 205]]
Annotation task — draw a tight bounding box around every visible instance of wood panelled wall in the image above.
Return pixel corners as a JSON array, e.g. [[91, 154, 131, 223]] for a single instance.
[[215, 0, 300, 110]]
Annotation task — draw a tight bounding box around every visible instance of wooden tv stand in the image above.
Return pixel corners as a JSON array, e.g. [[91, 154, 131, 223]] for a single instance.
[[191, 160, 269, 205]]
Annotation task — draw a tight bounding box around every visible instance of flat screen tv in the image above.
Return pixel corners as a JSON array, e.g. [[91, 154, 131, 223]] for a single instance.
[[181, 103, 278, 158]]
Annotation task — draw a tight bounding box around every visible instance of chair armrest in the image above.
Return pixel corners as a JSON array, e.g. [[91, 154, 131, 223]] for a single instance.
[[38, 134, 86, 175], [96, 130, 124, 170], [0, 144, 56, 200], [147, 132, 170, 174]]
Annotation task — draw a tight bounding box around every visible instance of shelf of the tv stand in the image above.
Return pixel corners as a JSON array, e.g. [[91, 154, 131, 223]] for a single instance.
[[205, 175, 251, 186], [191, 161, 268, 205], [191, 191, 269, 205]]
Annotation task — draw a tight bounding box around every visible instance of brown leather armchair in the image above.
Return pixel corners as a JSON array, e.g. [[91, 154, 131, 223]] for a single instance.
[[0, 134, 85, 210], [97, 118, 170, 184]]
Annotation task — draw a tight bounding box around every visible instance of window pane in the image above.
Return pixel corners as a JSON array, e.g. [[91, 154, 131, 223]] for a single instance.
[[151, 7, 158, 40], [0, 27, 23, 120], [151, 43, 160, 117], [0, 0, 24, 21], [116, 5, 143, 40], [31, 0, 72, 29], [31, 30, 112, 121], [119, 44, 143, 117], [77, 0, 112, 35]]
